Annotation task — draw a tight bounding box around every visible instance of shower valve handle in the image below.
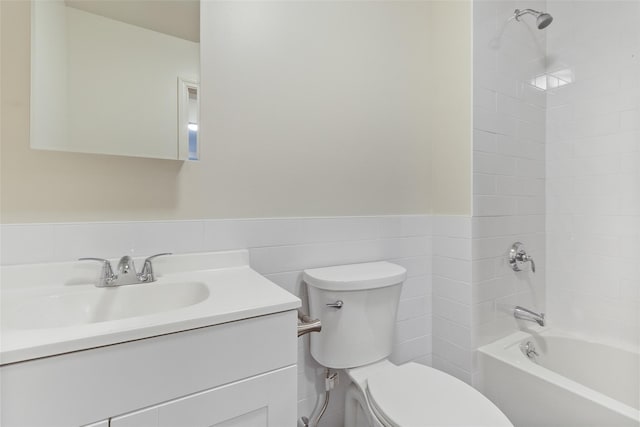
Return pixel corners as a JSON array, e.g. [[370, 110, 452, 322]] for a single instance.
[[520, 253, 536, 273], [509, 242, 536, 273]]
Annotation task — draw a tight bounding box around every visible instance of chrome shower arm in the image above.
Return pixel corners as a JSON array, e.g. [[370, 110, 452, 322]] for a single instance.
[[514, 8, 540, 21]]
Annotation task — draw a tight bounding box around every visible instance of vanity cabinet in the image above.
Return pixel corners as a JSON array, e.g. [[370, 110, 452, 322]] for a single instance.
[[110, 366, 295, 427], [1, 311, 297, 427]]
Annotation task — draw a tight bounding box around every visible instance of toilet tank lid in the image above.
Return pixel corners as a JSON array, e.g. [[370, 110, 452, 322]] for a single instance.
[[303, 262, 407, 291]]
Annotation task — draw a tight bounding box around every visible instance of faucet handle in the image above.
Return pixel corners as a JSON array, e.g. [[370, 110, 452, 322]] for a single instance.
[[79, 257, 110, 263], [139, 253, 172, 282], [78, 258, 116, 286], [144, 252, 172, 262], [509, 242, 536, 273], [523, 254, 536, 273]]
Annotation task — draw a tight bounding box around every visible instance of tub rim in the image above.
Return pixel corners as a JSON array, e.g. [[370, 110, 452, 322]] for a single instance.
[[478, 328, 639, 423]]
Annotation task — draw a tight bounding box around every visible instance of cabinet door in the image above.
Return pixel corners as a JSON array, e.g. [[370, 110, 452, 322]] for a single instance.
[[110, 406, 158, 427], [81, 421, 109, 427], [111, 365, 296, 427], [159, 365, 296, 427]]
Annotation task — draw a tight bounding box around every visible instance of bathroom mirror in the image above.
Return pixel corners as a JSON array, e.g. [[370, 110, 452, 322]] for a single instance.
[[30, 0, 200, 161]]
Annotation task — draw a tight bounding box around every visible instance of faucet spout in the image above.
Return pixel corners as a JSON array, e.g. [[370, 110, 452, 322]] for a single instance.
[[514, 306, 545, 326], [116, 255, 140, 285]]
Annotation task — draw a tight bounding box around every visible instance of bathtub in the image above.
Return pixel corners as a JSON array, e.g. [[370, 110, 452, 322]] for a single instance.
[[478, 329, 639, 427]]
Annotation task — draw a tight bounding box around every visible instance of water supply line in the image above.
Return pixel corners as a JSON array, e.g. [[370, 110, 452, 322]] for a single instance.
[[299, 368, 337, 427]]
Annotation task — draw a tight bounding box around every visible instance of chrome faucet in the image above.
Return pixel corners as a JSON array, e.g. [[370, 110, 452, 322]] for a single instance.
[[509, 242, 536, 273], [520, 341, 539, 359], [514, 306, 545, 326], [79, 253, 171, 287]]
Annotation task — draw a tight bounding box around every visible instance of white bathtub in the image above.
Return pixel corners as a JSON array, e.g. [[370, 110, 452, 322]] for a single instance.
[[478, 329, 639, 427]]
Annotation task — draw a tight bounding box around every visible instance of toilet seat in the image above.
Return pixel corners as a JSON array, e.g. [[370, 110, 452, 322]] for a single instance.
[[360, 362, 512, 427]]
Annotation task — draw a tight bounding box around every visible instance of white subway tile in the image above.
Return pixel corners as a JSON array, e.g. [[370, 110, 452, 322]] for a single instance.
[[398, 215, 432, 237], [390, 335, 432, 365], [474, 87, 497, 111], [249, 239, 386, 275], [474, 276, 515, 304], [1, 224, 56, 265], [432, 337, 472, 372], [130, 221, 204, 255], [397, 296, 431, 321], [472, 258, 496, 282], [433, 276, 471, 305], [432, 236, 471, 260], [433, 316, 471, 350], [474, 152, 517, 176], [431, 216, 471, 238], [400, 275, 431, 299], [245, 219, 304, 247], [433, 296, 471, 327], [474, 108, 518, 136], [474, 173, 496, 195], [384, 236, 431, 259], [263, 271, 304, 297], [391, 256, 431, 278], [474, 196, 516, 216], [53, 222, 136, 261], [203, 219, 249, 251], [300, 217, 381, 244], [432, 355, 472, 385], [433, 256, 471, 283], [474, 130, 498, 153], [395, 315, 431, 344]]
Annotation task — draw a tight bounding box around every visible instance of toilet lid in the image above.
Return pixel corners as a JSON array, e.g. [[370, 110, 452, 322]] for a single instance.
[[366, 363, 513, 427]]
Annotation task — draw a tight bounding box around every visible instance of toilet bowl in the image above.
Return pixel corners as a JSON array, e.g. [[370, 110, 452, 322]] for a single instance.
[[303, 262, 512, 427]]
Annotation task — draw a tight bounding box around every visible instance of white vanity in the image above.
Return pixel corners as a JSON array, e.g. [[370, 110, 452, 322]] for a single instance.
[[0, 250, 300, 427]]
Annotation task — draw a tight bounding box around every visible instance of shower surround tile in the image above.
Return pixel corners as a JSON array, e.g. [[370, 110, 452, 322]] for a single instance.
[[469, 0, 547, 385], [545, 0, 640, 346]]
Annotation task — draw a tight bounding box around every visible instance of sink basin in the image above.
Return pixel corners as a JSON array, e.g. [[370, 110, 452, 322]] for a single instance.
[[3, 281, 209, 330], [0, 250, 301, 365]]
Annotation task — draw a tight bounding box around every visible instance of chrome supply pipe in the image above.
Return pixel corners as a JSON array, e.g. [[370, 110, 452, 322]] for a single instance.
[[299, 369, 334, 427], [297, 310, 321, 337]]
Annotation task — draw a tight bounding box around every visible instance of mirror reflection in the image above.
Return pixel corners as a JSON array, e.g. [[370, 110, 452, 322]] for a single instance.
[[30, 0, 200, 160]]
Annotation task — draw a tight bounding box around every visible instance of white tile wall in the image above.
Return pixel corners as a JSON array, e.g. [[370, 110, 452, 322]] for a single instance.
[[471, 0, 547, 384], [432, 216, 474, 384], [0, 215, 434, 423], [545, 0, 640, 346]]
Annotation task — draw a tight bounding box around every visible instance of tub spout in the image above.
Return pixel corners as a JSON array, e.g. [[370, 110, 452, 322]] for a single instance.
[[514, 306, 545, 326]]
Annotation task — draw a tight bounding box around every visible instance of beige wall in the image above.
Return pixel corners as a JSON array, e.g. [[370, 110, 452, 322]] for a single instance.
[[1, 0, 470, 224], [428, 1, 472, 216]]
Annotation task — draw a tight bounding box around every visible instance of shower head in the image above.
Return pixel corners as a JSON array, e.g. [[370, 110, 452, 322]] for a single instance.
[[514, 8, 553, 29], [536, 12, 553, 29]]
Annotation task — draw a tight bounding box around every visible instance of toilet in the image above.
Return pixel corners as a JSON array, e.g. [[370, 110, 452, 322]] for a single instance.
[[303, 261, 513, 427]]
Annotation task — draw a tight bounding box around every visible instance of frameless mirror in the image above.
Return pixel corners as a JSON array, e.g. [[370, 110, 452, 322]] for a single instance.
[[30, 0, 200, 161]]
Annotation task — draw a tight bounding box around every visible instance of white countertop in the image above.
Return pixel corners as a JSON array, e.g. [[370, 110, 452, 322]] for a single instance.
[[0, 250, 301, 365]]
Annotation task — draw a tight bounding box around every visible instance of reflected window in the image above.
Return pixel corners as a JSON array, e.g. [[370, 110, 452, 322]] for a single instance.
[[529, 68, 574, 91], [179, 78, 199, 160]]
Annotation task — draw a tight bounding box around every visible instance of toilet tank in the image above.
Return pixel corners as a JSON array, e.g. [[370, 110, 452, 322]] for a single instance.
[[303, 262, 406, 369]]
